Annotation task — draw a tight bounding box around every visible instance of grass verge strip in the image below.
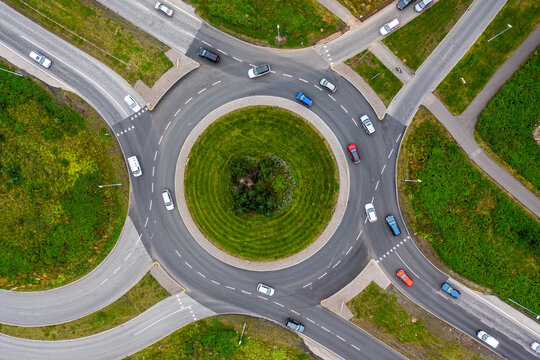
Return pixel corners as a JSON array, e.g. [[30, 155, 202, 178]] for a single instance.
[[0, 273, 169, 340], [337, 0, 388, 19]]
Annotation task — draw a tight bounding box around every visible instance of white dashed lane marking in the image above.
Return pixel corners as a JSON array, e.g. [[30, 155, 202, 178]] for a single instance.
[[217, 49, 227, 55], [175, 250, 181, 258], [273, 301, 284, 307], [332, 260, 341, 269], [318, 272, 327, 280], [314, 85, 323, 91], [388, 149, 394, 158], [185, 261, 192, 268], [396, 133, 402, 143], [211, 280, 220, 285], [302, 282, 312, 288], [299, 78, 308, 83], [197, 272, 206, 278], [185, 97, 192, 105], [212, 80, 221, 86], [340, 105, 348, 114], [282, 73, 293, 78], [328, 94, 336, 101], [225, 285, 236, 290], [198, 88, 206, 94], [232, 56, 243, 62]]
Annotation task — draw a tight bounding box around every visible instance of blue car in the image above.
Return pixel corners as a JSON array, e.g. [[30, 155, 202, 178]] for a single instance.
[[385, 215, 401, 236], [296, 92, 313, 107], [442, 283, 461, 299]]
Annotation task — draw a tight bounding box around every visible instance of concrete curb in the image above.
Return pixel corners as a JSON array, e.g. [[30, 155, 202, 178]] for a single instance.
[[150, 263, 185, 295], [174, 97, 349, 272]]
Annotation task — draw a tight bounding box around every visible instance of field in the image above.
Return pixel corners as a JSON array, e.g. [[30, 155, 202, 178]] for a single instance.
[[382, 0, 473, 71], [398, 108, 539, 313], [476, 50, 540, 193], [187, 0, 343, 47], [348, 283, 499, 359], [0, 60, 128, 290], [346, 50, 403, 106], [4, 0, 171, 86], [0, 273, 169, 339], [184, 106, 339, 260], [337, 0, 388, 19], [436, 0, 540, 114]]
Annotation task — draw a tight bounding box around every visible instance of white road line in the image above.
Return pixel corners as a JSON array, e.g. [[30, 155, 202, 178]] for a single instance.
[[144, 217, 148, 227], [364, 217, 368, 224], [166, 121, 172, 130], [396, 133, 402, 143], [318, 272, 328, 280], [351, 117, 358, 126], [99, 278, 108, 286], [351, 344, 361, 351], [202, 40, 212, 46], [154, 150, 158, 161], [356, 230, 362, 240], [332, 260, 341, 269], [113, 266, 121, 274], [125, 253, 132, 261], [375, 180, 379, 190], [197, 271, 206, 278], [212, 80, 221, 86], [273, 301, 285, 307], [225, 285, 236, 290], [306, 317, 316, 324], [328, 94, 336, 101], [381, 164, 386, 174], [299, 78, 308, 83], [217, 49, 228, 55], [257, 295, 268, 300], [175, 250, 182, 258], [336, 335, 346, 342], [185, 97, 192, 105], [270, 70, 276, 73], [302, 282, 312, 288], [151, 182, 154, 193], [159, 135, 164, 145], [388, 149, 394, 159], [212, 280, 221, 285], [321, 326, 331, 333], [134, 307, 186, 336], [241, 290, 251, 294], [185, 261, 192, 268], [282, 73, 293, 78], [152, 166, 155, 177], [198, 88, 206, 94], [170, 3, 202, 22], [290, 309, 300, 315], [314, 85, 323, 91], [395, 252, 421, 279], [249, 63, 256, 67], [371, 196, 374, 203], [233, 56, 243, 62], [149, 199, 152, 210], [340, 105, 348, 114], [346, 246, 353, 255]]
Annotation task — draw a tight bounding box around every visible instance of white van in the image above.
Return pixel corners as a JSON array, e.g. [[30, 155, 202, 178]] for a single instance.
[[127, 156, 142, 177], [161, 189, 174, 210], [477, 330, 499, 348]]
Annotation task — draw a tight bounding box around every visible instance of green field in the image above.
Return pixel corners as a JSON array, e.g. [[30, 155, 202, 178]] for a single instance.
[[186, 0, 343, 47], [0, 60, 128, 290], [346, 50, 403, 106], [348, 283, 496, 359], [0, 273, 169, 339], [398, 108, 539, 313], [184, 107, 339, 260], [126, 315, 314, 360], [337, 0, 387, 19], [4, 0, 171, 86], [476, 50, 540, 193], [383, 0, 473, 71], [436, 0, 540, 114]]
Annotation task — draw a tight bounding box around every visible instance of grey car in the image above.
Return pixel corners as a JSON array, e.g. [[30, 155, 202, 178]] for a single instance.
[[397, 0, 416, 10], [286, 318, 304, 333]]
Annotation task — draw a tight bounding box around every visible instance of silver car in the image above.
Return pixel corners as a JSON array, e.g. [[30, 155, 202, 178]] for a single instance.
[[124, 95, 141, 113], [360, 114, 375, 135], [155, 2, 173, 17], [320, 78, 337, 93], [257, 283, 274, 296], [248, 64, 271, 78], [161, 189, 174, 210], [29, 51, 52, 68], [365, 203, 377, 223]]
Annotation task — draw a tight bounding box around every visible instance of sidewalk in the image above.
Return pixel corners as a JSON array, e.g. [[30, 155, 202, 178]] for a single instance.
[[314, 0, 360, 28]]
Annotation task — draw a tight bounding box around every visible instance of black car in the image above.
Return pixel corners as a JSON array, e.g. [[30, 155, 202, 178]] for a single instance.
[[397, 0, 416, 10], [197, 47, 220, 63]]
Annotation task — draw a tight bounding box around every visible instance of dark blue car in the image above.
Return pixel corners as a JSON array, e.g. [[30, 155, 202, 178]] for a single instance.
[[296, 92, 313, 107], [385, 215, 401, 236]]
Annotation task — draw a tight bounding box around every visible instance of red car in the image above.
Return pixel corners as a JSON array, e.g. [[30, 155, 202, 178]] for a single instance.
[[397, 269, 414, 287], [347, 144, 361, 164]]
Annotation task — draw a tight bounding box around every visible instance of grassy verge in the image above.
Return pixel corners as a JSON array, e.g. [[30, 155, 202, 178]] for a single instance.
[[382, 0, 473, 71], [185, 106, 339, 260], [3, 0, 171, 86], [476, 50, 540, 194], [398, 107, 539, 313], [346, 50, 402, 106], [0, 60, 129, 290], [125, 315, 314, 360], [186, 0, 343, 48], [436, 0, 540, 114], [348, 283, 500, 359], [336, 0, 388, 19], [0, 273, 169, 339]]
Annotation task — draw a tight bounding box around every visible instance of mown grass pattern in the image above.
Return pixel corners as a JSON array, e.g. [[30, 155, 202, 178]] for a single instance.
[[187, 0, 343, 47], [402, 109, 539, 313], [382, 0, 473, 71], [436, 0, 540, 114], [0, 61, 128, 289], [476, 50, 540, 192], [185, 107, 338, 260]]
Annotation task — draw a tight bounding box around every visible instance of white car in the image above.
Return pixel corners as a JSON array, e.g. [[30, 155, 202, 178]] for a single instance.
[[320, 78, 337, 93], [365, 203, 377, 223], [155, 2, 173, 17], [248, 64, 271, 78], [476, 330, 499, 348], [379, 19, 400, 36], [29, 51, 52, 68], [256, 283, 274, 296], [415, 0, 433, 12], [124, 95, 141, 113], [531, 341, 540, 353], [161, 189, 174, 210], [360, 115, 375, 135]]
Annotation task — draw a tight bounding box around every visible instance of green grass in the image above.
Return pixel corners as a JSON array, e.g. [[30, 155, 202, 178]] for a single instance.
[[0, 273, 169, 339], [476, 50, 540, 193], [399, 108, 540, 314], [383, 0, 474, 71], [4, 0, 171, 86], [186, 0, 343, 47], [336, 0, 387, 19], [346, 50, 403, 106], [436, 0, 540, 114], [348, 283, 492, 359], [184, 106, 339, 260], [0, 60, 129, 290], [125, 315, 314, 360]]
